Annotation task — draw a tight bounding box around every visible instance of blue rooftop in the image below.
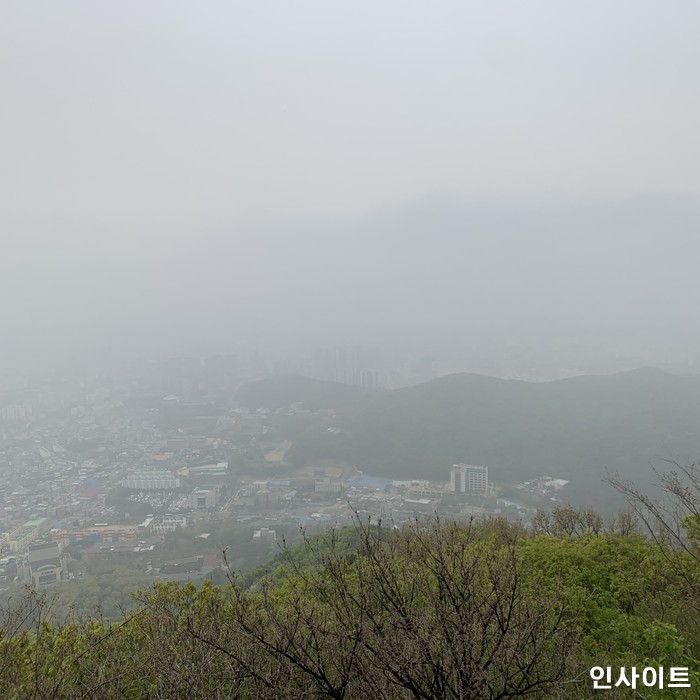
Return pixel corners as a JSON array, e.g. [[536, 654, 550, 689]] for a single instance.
[[346, 475, 393, 490]]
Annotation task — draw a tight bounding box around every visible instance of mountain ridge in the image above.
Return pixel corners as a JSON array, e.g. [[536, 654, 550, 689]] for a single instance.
[[237, 368, 700, 503]]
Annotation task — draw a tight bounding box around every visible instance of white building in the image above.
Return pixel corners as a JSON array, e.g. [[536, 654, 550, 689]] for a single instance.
[[122, 471, 180, 490], [408, 480, 446, 499], [153, 515, 188, 535], [253, 528, 277, 545], [450, 464, 489, 495], [315, 478, 343, 494], [28, 542, 63, 586], [190, 487, 218, 511]]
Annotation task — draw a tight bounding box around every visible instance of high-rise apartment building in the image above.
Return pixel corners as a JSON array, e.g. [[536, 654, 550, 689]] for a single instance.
[[450, 464, 489, 495]]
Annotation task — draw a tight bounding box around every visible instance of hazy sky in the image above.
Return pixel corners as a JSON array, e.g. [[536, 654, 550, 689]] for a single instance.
[[1, 2, 699, 370]]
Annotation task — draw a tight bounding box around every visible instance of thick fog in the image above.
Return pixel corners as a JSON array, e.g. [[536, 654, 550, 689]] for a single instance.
[[2, 1, 699, 373]]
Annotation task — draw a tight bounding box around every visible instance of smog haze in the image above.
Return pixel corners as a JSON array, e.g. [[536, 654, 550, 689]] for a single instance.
[[2, 1, 699, 374]]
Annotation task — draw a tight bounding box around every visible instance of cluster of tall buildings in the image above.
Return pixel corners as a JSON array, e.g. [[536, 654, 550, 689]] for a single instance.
[[301, 346, 439, 390], [0, 403, 32, 422], [305, 346, 393, 388]]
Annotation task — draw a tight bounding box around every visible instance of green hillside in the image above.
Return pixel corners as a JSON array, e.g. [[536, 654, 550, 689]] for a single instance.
[[240, 368, 700, 500], [3, 515, 699, 698]]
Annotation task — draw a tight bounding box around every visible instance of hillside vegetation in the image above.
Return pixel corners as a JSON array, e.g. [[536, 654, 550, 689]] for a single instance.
[[1, 507, 699, 698], [240, 369, 700, 501]]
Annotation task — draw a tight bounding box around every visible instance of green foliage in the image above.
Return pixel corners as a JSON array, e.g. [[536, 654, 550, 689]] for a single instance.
[[48, 567, 153, 622], [1, 515, 699, 697], [682, 513, 700, 543]]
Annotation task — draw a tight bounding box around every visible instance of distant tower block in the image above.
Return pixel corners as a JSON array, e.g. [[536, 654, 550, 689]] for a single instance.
[[450, 464, 488, 495]]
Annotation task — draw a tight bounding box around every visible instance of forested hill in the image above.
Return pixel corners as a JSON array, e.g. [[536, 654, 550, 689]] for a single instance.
[[4, 516, 700, 697], [238, 368, 700, 493]]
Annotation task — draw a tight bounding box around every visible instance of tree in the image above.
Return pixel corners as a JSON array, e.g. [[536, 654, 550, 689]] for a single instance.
[[164, 515, 578, 699], [609, 461, 700, 607]]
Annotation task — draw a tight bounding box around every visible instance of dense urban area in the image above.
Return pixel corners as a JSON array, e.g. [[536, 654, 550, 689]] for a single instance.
[[1, 352, 582, 610]]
